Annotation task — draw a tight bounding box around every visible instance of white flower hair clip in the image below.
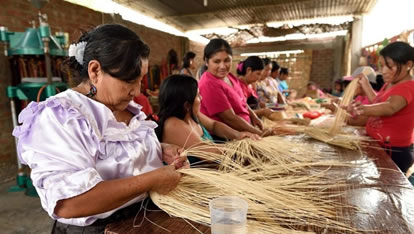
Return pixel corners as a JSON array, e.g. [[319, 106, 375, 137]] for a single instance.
[[68, 41, 87, 65]]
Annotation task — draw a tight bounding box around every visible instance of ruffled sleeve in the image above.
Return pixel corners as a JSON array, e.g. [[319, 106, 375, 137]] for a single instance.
[[12, 98, 103, 224]]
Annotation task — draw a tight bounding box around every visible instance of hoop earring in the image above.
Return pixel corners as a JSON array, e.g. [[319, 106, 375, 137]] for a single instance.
[[86, 84, 97, 98]]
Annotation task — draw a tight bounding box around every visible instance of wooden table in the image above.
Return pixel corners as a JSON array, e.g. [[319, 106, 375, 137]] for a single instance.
[[106, 137, 414, 234]]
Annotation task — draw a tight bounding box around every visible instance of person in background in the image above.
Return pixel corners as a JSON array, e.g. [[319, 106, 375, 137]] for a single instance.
[[268, 61, 287, 105], [279, 67, 289, 92], [346, 41, 414, 173], [306, 81, 326, 98], [278, 67, 297, 100], [343, 66, 377, 105], [133, 93, 153, 116], [180, 51, 196, 77], [198, 38, 271, 136], [255, 58, 275, 107], [12, 24, 188, 233], [195, 64, 207, 81], [331, 79, 343, 97], [237, 56, 275, 118], [156, 75, 260, 157]]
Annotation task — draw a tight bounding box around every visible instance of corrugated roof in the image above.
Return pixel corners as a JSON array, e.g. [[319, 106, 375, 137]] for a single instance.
[[115, 0, 377, 31]]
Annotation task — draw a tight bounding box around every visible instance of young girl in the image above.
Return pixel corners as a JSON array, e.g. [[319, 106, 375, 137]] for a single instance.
[[156, 75, 259, 153], [347, 42, 414, 173]]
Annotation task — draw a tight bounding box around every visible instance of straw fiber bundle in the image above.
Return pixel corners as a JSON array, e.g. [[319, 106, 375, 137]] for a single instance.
[[262, 118, 368, 151], [151, 166, 355, 233], [185, 136, 328, 172], [329, 78, 359, 135], [329, 68, 372, 135]]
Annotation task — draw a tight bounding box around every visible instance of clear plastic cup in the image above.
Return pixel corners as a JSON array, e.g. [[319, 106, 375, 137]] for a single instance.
[[209, 196, 248, 234]]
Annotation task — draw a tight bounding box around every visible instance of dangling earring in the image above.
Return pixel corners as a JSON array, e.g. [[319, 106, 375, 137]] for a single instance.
[[86, 84, 97, 98]]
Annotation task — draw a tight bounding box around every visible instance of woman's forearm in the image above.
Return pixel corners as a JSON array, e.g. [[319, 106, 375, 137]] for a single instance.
[[362, 102, 400, 117], [364, 88, 377, 103], [347, 115, 369, 126], [211, 121, 240, 140], [220, 114, 261, 135], [54, 169, 159, 219]]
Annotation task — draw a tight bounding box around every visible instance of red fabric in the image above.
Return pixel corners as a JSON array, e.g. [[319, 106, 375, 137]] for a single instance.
[[133, 94, 153, 116], [354, 95, 371, 105], [199, 71, 250, 123], [366, 81, 414, 147], [239, 80, 258, 99]]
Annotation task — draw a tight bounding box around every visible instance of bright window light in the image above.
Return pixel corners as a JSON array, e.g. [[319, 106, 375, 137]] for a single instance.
[[246, 30, 348, 44], [362, 0, 414, 47], [240, 50, 304, 57], [64, 0, 208, 44], [267, 15, 353, 28]]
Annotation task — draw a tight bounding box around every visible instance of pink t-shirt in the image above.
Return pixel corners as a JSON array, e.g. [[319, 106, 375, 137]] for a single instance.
[[239, 80, 258, 99], [366, 81, 414, 147], [199, 71, 250, 123]]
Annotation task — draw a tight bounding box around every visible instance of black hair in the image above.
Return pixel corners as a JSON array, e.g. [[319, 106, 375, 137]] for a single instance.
[[307, 81, 316, 87], [375, 74, 384, 91], [203, 38, 232, 61], [168, 49, 179, 66], [196, 65, 207, 80], [342, 80, 351, 89], [183, 51, 196, 68], [262, 58, 271, 66], [334, 79, 343, 91], [64, 24, 150, 85], [271, 61, 280, 73], [156, 75, 199, 141], [380, 41, 414, 80], [236, 56, 264, 75], [280, 67, 289, 75]]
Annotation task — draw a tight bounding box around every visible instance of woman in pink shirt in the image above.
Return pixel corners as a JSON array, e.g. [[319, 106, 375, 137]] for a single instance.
[[346, 42, 414, 173], [198, 39, 270, 136]]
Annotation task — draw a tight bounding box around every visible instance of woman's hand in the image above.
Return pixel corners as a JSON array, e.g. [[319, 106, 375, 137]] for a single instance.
[[341, 101, 364, 117], [251, 114, 264, 130], [260, 128, 274, 137], [357, 74, 371, 92], [161, 143, 189, 169], [262, 108, 274, 118], [272, 126, 297, 136], [151, 165, 182, 195], [237, 131, 261, 140]]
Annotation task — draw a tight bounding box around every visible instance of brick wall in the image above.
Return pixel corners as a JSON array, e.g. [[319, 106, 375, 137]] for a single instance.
[[0, 43, 16, 182], [309, 49, 335, 90], [276, 50, 313, 98], [0, 0, 187, 181], [188, 40, 205, 77]]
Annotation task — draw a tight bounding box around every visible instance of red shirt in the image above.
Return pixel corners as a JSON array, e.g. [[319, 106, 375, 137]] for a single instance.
[[199, 71, 250, 123], [366, 81, 414, 147], [133, 94, 153, 116]]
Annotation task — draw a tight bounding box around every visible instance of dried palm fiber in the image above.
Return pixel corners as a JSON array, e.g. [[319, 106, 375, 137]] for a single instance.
[[185, 136, 363, 179], [304, 127, 369, 151], [150, 166, 357, 234], [329, 67, 372, 135], [262, 117, 370, 151], [187, 136, 327, 172], [262, 118, 307, 133], [329, 78, 360, 135]]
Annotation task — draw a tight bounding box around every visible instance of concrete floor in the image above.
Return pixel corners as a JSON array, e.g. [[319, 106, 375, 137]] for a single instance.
[[0, 179, 52, 234]]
